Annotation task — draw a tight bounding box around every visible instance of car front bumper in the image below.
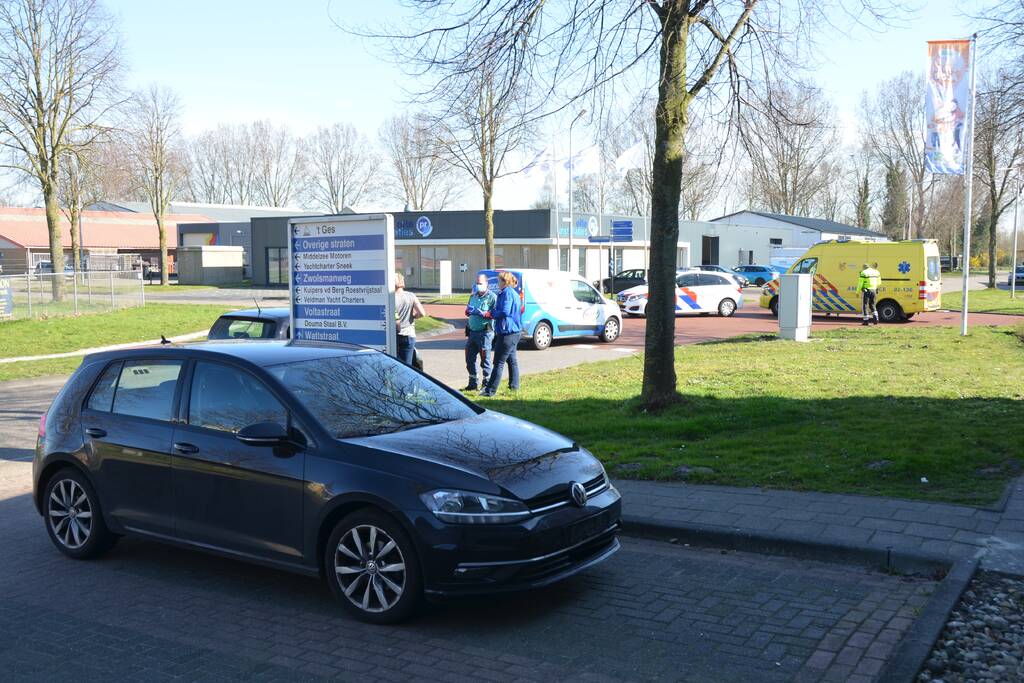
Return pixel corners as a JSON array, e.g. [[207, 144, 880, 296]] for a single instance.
[[413, 485, 623, 596]]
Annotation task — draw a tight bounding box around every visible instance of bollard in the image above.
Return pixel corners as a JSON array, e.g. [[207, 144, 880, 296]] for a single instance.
[[140, 273, 145, 306], [26, 272, 31, 318]]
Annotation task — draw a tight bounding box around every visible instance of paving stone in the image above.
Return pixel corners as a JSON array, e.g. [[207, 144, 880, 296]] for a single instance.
[[0, 458, 934, 683]]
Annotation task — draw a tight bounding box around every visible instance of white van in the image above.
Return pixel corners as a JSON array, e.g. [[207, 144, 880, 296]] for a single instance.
[[478, 269, 623, 350]]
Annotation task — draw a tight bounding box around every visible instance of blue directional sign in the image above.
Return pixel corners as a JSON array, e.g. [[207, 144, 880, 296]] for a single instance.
[[611, 220, 633, 228], [588, 236, 611, 243], [288, 214, 396, 353]]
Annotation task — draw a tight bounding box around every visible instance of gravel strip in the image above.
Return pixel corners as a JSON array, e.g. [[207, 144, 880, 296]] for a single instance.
[[918, 572, 1024, 682]]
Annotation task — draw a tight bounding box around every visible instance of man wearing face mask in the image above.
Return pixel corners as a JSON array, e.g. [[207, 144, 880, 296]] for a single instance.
[[463, 273, 497, 391]]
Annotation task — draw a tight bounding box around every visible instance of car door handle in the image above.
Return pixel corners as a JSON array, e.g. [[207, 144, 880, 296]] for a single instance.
[[84, 427, 107, 438], [173, 442, 199, 455]]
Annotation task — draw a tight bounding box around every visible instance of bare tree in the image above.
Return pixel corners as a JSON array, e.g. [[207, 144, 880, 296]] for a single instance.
[[305, 122, 377, 213], [251, 120, 304, 207], [185, 124, 259, 205], [974, 69, 1024, 286], [741, 81, 839, 217], [860, 71, 931, 237], [124, 86, 185, 286], [977, 1, 1024, 98], [433, 69, 529, 267], [372, 0, 901, 409], [0, 0, 120, 299], [379, 113, 461, 210], [58, 142, 105, 273]]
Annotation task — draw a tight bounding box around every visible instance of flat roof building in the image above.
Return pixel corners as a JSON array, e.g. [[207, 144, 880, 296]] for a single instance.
[[0, 206, 208, 273], [248, 209, 681, 289]]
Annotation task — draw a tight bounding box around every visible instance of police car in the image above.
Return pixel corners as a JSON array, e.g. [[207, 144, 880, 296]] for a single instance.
[[617, 270, 743, 317]]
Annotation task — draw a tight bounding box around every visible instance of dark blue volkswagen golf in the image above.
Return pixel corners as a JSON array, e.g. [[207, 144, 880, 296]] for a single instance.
[[33, 341, 621, 622]]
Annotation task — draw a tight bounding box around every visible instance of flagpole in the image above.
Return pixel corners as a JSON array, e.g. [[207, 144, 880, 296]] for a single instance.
[[552, 134, 561, 269], [960, 33, 978, 336]]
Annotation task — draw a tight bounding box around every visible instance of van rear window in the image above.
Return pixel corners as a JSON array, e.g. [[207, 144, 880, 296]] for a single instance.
[[926, 257, 940, 282]]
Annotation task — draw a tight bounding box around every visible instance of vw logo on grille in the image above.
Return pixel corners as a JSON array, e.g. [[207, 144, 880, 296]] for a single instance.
[[570, 482, 588, 507]]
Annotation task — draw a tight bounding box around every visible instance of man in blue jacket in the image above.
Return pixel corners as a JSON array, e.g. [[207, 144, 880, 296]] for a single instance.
[[464, 273, 497, 391], [480, 271, 523, 397]]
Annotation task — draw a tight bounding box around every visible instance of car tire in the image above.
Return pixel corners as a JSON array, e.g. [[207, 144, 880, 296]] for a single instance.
[[876, 299, 904, 323], [43, 467, 117, 559], [531, 321, 553, 350], [600, 317, 620, 343], [718, 298, 737, 317], [769, 296, 779, 317], [754, 278, 766, 286], [325, 509, 422, 624]]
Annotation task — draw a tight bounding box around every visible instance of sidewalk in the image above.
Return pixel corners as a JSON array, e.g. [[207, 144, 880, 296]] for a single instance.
[[616, 478, 1024, 575]]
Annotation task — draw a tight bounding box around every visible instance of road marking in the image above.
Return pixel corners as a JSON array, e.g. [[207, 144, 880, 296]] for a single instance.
[[613, 347, 640, 353]]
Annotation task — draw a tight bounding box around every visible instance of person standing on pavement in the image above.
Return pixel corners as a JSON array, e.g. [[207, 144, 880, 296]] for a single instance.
[[394, 272, 426, 365], [857, 262, 881, 326], [479, 271, 522, 397], [464, 273, 497, 391]]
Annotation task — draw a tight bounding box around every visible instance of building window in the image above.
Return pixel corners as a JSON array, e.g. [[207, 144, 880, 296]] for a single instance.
[[769, 238, 783, 246], [494, 247, 505, 268], [559, 247, 569, 271], [577, 247, 586, 276], [267, 247, 288, 285], [522, 246, 530, 268]]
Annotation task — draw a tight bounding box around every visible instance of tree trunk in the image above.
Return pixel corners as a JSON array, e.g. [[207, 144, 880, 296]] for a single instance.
[[43, 184, 65, 302], [641, 7, 689, 411], [157, 213, 169, 286], [483, 185, 495, 269], [69, 205, 81, 275], [988, 203, 998, 288]]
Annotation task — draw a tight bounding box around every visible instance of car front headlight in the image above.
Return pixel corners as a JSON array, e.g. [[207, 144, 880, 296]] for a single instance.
[[626, 294, 644, 302], [420, 489, 531, 524]]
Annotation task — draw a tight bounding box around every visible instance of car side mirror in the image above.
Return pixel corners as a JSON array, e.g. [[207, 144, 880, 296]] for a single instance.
[[236, 421, 290, 447]]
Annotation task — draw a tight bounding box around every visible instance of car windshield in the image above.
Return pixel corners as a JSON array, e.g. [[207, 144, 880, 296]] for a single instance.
[[268, 353, 477, 439]]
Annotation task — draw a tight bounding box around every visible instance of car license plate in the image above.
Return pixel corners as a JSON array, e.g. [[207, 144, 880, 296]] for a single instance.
[[566, 512, 608, 546]]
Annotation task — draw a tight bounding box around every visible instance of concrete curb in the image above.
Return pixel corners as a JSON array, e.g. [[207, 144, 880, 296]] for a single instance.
[[0, 329, 210, 364], [619, 513, 974, 683], [878, 557, 978, 683], [417, 323, 456, 339], [621, 514, 951, 575]]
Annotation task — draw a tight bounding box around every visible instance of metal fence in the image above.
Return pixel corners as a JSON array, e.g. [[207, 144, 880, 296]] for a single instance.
[[0, 271, 145, 321]]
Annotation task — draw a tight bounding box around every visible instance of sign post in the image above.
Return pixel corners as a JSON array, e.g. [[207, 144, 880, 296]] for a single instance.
[[288, 214, 396, 355]]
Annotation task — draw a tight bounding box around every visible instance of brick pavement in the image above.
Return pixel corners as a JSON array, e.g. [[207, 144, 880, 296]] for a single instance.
[[0, 459, 931, 682], [616, 479, 1024, 573]]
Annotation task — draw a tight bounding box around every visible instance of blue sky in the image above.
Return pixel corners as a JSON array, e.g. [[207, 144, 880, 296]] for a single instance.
[[109, 0, 976, 136], [102, 0, 980, 212]]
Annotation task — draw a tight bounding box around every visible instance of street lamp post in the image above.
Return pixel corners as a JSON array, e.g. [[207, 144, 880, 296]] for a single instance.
[[568, 109, 586, 276], [1012, 174, 1021, 299]]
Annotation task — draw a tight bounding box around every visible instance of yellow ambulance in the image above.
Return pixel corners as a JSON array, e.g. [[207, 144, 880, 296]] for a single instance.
[[760, 239, 942, 322]]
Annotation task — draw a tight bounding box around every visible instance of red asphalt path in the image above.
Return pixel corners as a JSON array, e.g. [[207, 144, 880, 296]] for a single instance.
[[424, 301, 1024, 351]]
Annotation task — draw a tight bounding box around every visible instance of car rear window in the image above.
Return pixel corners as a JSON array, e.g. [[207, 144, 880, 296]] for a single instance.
[[269, 353, 476, 439], [209, 317, 277, 340], [926, 256, 940, 282], [111, 360, 182, 422]]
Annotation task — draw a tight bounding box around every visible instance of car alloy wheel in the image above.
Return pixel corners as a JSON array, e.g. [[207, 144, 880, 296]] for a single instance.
[[48, 478, 93, 550], [601, 317, 620, 342], [718, 298, 736, 317], [334, 524, 407, 614]]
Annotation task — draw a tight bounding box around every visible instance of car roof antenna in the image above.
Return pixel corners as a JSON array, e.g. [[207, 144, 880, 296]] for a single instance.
[[253, 297, 262, 316], [160, 335, 171, 345]]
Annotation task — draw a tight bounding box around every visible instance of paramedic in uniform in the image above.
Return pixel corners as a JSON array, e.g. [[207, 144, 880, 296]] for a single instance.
[[857, 262, 881, 325]]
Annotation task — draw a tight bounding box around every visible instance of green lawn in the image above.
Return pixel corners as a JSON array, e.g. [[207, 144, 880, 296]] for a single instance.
[[0, 307, 448, 381], [478, 324, 1024, 505], [0, 304, 234, 381], [414, 316, 448, 334], [419, 294, 471, 306], [942, 287, 1024, 315]]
